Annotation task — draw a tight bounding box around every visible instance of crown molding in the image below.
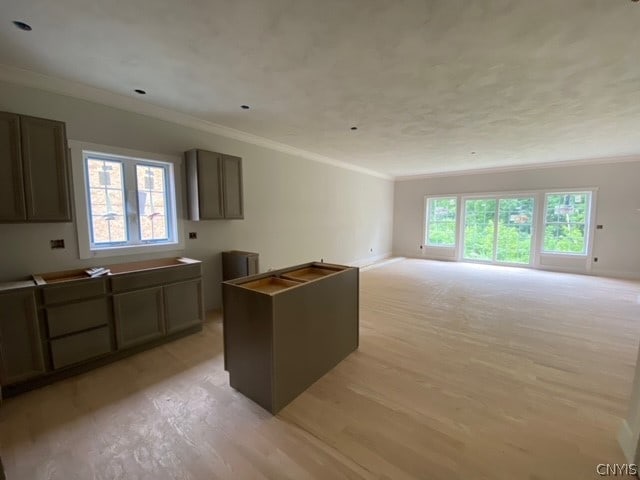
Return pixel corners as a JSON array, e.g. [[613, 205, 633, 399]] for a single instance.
[[394, 154, 640, 181], [0, 64, 392, 180]]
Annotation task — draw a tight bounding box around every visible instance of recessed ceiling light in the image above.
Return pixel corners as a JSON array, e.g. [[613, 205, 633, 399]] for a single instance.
[[13, 21, 32, 31], [350, 126, 358, 131], [241, 105, 250, 110], [134, 89, 146, 95]]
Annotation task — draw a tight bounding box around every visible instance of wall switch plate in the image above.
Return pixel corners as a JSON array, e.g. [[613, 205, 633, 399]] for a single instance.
[[188, 232, 197, 239], [50, 239, 65, 249]]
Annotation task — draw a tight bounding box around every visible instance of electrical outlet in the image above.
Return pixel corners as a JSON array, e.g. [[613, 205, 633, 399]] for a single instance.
[[596, 225, 603, 230], [594, 257, 598, 262], [188, 232, 197, 239], [50, 239, 65, 249], [320, 258, 324, 263], [419, 244, 423, 250]]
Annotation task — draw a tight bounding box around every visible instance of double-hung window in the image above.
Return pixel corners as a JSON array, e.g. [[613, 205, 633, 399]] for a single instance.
[[542, 191, 592, 255], [81, 149, 179, 255], [425, 197, 458, 247]]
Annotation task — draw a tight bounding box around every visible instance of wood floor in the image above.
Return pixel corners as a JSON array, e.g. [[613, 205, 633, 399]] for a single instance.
[[1, 259, 640, 479]]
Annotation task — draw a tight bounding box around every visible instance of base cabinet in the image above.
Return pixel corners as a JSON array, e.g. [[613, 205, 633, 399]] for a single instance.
[[114, 287, 165, 349], [223, 262, 359, 413], [1, 258, 203, 397], [0, 289, 45, 385]]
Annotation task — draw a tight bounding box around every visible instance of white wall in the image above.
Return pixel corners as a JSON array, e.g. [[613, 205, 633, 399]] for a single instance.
[[0, 81, 394, 309], [393, 162, 640, 278]]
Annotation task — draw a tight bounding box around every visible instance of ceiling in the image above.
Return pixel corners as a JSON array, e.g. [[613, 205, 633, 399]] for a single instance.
[[1, 0, 640, 178]]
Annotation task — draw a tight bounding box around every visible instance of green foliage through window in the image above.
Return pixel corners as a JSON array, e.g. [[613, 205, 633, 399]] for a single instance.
[[543, 193, 591, 254], [463, 197, 534, 264], [426, 197, 457, 246]]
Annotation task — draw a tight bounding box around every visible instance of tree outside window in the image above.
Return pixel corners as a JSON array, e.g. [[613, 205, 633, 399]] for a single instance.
[[543, 192, 592, 254], [426, 197, 457, 247]]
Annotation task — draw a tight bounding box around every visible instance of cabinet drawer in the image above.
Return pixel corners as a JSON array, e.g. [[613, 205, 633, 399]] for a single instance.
[[110, 264, 200, 292], [46, 297, 110, 338], [50, 326, 112, 369], [42, 279, 107, 305]]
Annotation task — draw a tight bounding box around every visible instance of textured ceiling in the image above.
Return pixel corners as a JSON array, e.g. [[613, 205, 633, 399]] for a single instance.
[[1, 0, 640, 177]]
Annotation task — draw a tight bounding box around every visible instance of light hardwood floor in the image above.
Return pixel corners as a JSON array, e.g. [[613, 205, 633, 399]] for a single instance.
[[1, 259, 640, 479]]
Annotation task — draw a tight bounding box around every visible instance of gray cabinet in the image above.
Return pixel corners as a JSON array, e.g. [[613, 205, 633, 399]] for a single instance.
[[222, 262, 359, 413], [41, 279, 113, 370], [185, 149, 243, 220], [20, 115, 71, 222], [164, 279, 203, 334], [221, 155, 243, 219], [0, 289, 45, 385], [222, 250, 259, 281], [0, 112, 26, 221], [114, 287, 165, 349], [1, 258, 203, 397], [0, 111, 71, 223]]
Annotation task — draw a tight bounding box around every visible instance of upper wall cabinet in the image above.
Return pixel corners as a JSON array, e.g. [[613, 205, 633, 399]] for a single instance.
[[0, 111, 71, 223], [0, 112, 26, 221], [185, 149, 244, 220]]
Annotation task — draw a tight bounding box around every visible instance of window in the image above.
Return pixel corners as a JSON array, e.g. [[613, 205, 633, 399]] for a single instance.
[[426, 197, 457, 247], [83, 150, 178, 253], [543, 192, 592, 255]]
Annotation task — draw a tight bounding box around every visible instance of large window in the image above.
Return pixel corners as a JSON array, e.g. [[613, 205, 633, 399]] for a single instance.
[[426, 197, 457, 247], [543, 192, 592, 255], [462, 197, 535, 264], [83, 151, 178, 252]]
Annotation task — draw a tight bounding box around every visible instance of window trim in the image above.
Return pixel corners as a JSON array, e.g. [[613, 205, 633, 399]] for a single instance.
[[70, 141, 184, 260], [424, 196, 458, 248]]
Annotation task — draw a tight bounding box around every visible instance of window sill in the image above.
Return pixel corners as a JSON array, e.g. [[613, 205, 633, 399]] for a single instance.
[[540, 252, 588, 257], [84, 241, 184, 260]]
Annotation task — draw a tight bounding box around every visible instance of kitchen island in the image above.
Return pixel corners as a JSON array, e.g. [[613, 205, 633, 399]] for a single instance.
[[222, 261, 359, 413]]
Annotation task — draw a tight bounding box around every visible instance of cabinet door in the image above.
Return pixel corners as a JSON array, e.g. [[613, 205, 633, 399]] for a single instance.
[[222, 154, 244, 219], [0, 290, 45, 385], [20, 115, 71, 222], [0, 112, 26, 221], [113, 287, 165, 349], [164, 279, 203, 334], [197, 150, 224, 219]]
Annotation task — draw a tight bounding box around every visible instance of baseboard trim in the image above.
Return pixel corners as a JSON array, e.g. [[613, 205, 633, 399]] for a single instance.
[[359, 257, 405, 271], [618, 420, 637, 464], [394, 255, 640, 280], [591, 269, 640, 281], [349, 252, 394, 269]]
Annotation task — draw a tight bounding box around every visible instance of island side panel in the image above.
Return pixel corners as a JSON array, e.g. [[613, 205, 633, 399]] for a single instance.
[[222, 283, 275, 412], [271, 267, 359, 413]]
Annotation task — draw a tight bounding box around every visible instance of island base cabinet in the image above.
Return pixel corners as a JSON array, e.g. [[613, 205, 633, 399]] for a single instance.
[[114, 287, 165, 349], [0, 289, 45, 385], [164, 280, 203, 334], [223, 262, 359, 414]]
